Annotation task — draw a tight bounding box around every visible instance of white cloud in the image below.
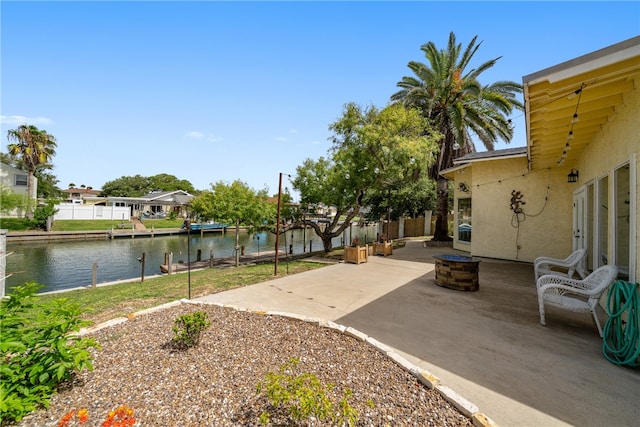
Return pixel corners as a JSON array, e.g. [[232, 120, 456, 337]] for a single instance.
[[0, 115, 53, 125], [185, 131, 205, 139], [274, 136, 288, 142], [289, 129, 298, 134]]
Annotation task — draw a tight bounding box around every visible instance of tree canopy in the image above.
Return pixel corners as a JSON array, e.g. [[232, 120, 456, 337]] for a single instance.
[[292, 102, 441, 251], [189, 180, 274, 230], [100, 174, 196, 197], [189, 180, 276, 266]]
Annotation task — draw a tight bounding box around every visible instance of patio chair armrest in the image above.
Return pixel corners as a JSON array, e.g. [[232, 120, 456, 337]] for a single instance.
[[538, 281, 594, 297], [536, 273, 591, 292]]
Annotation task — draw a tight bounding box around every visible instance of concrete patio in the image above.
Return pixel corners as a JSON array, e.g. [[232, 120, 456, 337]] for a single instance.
[[196, 240, 639, 426]]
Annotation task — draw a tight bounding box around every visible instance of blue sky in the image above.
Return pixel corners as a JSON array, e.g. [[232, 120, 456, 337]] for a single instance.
[[2, 1, 639, 197]]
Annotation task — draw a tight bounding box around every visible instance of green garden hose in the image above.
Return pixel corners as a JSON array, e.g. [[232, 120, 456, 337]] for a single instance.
[[602, 280, 639, 367]]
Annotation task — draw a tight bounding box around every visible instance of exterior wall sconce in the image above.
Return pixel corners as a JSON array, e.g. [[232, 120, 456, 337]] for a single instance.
[[568, 169, 579, 183], [459, 182, 470, 193]]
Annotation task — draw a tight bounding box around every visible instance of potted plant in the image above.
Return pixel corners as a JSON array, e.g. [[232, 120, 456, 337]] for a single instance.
[[344, 236, 368, 264]]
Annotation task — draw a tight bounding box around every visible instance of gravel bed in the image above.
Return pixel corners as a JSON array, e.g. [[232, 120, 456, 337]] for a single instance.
[[17, 303, 472, 426]]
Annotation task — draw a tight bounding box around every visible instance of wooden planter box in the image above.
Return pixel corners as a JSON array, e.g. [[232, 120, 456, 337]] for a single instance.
[[344, 245, 368, 264], [373, 241, 393, 257]]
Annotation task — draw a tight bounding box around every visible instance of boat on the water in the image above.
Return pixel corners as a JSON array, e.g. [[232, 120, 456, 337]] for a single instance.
[[182, 221, 228, 232]]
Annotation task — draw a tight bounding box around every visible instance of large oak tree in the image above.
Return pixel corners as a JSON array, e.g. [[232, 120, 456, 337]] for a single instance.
[[291, 102, 441, 252]]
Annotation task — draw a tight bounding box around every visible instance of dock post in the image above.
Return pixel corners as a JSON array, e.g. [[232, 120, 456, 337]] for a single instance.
[[209, 250, 213, 268], [197, 249, 202, 262], [140, 253, 145, 283], [168, 252, 173, 274]]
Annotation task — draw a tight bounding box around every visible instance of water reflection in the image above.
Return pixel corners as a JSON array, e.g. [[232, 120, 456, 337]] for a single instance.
[[6, 225, 378, 293]]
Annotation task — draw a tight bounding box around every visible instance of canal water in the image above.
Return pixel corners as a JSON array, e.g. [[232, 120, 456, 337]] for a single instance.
[[5, 225, 379, 294]]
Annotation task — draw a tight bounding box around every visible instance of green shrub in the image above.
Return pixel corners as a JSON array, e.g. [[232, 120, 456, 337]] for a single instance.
[[171, 311, 211, 349], [256, 357, 358, 426], [0, 282, 98, 424], [32, 201, 58, 230]]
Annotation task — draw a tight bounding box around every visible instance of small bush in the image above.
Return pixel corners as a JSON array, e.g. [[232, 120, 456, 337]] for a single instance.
[[256, 357, 358, 426], [171, 311, 211, 349], [0, 282, 98, 424]]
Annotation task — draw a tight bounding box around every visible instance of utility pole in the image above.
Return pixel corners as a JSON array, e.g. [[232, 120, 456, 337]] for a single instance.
[[274, 173, 283, 275]]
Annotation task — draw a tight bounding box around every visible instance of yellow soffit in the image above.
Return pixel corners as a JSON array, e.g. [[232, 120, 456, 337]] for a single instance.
[[524, 37, 640, 171]]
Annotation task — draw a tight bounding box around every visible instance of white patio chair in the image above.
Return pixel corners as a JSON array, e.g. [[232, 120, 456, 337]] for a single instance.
[[534, 249, 587, 281], [537, 265, 618, 337]]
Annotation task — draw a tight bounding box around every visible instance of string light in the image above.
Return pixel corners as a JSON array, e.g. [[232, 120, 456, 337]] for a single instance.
[[559, 83, 585, 164]]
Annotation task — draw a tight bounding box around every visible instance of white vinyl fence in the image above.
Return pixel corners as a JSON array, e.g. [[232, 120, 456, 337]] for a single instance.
[[54, 204, 130, 221]]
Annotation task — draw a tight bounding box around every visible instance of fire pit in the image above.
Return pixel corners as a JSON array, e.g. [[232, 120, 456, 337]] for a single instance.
[[433, 254, 480, 291]]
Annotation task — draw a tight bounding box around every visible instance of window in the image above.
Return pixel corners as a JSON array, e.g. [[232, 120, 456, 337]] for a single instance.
[[457, 198, 472, 242], [14, 174, 27, 186]]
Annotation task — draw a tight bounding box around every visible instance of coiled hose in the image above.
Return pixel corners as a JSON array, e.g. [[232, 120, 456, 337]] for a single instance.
[[602, 280, 639, 367]]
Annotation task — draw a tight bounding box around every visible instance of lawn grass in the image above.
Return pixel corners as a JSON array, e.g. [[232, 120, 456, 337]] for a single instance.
[[33, 260, 327, 325], [51, 219, 130, 231], [0, 217, 35, 231], [139, 218, 183, 228]]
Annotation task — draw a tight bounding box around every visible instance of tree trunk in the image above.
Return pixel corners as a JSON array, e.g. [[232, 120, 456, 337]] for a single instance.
[[433, 177, 452, 241], [26, 170, 36, 219]]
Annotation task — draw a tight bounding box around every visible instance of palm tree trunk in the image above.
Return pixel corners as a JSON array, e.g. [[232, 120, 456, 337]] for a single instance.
[[26, 170, 36, 219], [433, 177, 452, 241]]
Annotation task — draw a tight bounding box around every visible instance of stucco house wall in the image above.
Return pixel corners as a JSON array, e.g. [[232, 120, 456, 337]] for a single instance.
[[451, 157, 574, 262], [576, 83, 639, 279], [447, 39, 638, 281], [0, 162, 38, 217], [0, 162, 37, 199]]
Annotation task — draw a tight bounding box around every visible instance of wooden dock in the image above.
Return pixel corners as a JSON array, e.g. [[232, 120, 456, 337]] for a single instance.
[[159, 250, 287, 273]]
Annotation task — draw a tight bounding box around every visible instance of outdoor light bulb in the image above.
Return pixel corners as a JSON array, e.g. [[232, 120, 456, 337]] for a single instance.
[[568, 131, 574, 140], [565, 142, 571, 150], [409, 156, 415, 164], [453, 142, 460, 150], [345, 172, 350, 179], [572, 113, 579, 124]]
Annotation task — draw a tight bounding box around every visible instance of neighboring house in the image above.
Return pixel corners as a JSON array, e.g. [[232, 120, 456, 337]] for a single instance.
[[61, 187, 101, 204], [83, 190, 194, 219], [0, 162, 37, 217], [441, 36, 639, 283]]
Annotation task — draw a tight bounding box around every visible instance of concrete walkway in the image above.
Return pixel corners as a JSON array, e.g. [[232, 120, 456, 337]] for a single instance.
[[196, 241, 639, 426]]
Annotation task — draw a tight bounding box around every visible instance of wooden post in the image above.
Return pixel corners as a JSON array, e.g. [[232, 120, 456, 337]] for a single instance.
[[209, 250, 213, 268], [168, 252, 173, 275], [92, 262, 98, 288], [140, 252, 145, 283]]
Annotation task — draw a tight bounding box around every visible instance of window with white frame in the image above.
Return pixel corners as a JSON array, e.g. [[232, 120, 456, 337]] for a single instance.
[[14, 174, 27, 186]]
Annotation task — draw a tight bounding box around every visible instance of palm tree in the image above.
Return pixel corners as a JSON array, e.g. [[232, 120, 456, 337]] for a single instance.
[[7, 124, 57, 217], [391, 32, 523, 241]]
